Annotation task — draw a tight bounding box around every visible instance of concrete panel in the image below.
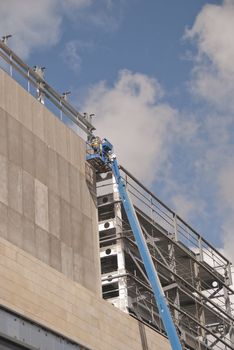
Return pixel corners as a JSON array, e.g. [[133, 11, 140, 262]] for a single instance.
[[66, 127, 71, 164], [35, 226, 50, 264], [58, 155, 70, 203], [0, 154, 8, 205], [73, 252, 83, 285], [83, 256, 98, 293], [48, 148, 59, 194], [22, 126, 35, 176], [35, 136, 48, 186], [71, 207, 82, 253], [68, 129, 81, 171], [81, 214, 94, 261], [32, 98, 45, 141], [0, 70, 5, 110], [18, 83, 33, 131], [7, 114, 22, 167], [48, 191, 60, 238], [50, 235, 61, 271], [0, 108, 8, 157], [22, 217, 36, 256], [69, 164, 81, 210], [22, 170, 35, 222], [61, 242, 73, 279], [55, 118, 68, 160], [4, 71, 19, 120], [44, 110, 56, 149], [79, 138, 86, 175], [73, 254, 99, 294], [8, 162, 23, 214], [67, 128, 85, 168], [0, 202, 7, 239], [7, 207, 23, 247], [34, 179, 49, 231], [80, 174, 91, 217], [60, 199, 71, 247]]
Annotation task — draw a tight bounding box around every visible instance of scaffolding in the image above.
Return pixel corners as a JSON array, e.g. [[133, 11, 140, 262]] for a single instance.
[[97, 166, 234, 350]]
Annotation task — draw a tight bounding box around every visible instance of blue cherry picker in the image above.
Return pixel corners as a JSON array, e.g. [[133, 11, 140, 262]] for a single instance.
[[87, 136, 183, 350]]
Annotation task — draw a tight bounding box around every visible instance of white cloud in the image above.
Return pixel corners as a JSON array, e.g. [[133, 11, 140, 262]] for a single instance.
[[61, 0, 92, 11], [0, 0, 60, 59], [185, 0, 234, 75], [83, 69, 177, 184], [62, 41, 82, 73], [171, 194, 205, 222], [0, 0, 94, 59], [185, 0, 234, 111], [218, 162, 234, 262], [61, 40, 95, 73], [219, 163, 234, 210], [186, 113, 234, 261], [80, 0, 125, 30], [185, 0, 234, 262]]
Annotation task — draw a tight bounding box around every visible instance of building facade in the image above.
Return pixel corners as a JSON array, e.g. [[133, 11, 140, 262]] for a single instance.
[[0, 41, 171, 350]]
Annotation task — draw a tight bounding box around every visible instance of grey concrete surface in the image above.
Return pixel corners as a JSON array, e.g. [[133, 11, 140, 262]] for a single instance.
[[0, 68, 101, 296]]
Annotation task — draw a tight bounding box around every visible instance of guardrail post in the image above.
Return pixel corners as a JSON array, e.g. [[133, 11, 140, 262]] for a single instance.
[[173, 214, 178, 242]]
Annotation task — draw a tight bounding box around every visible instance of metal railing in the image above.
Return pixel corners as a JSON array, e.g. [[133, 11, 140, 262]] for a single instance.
[[0, 40, 95, 137], [119, 165, 232, 284]]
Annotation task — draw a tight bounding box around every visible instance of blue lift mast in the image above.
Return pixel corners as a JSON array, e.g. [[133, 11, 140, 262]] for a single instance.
[[87, 137, 183, 350]]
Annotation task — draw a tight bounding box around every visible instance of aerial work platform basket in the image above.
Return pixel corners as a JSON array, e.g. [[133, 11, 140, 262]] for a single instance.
[[86, 153, 111, 173], [86, 137, 113, 173]]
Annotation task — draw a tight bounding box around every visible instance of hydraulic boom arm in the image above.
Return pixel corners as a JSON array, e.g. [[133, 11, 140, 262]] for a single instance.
[[87, 137, 183, 350]]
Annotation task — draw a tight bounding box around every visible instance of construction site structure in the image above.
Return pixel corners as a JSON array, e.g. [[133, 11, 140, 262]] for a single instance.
[[0, 39, 234, 350], [97, 165, 234, 350]]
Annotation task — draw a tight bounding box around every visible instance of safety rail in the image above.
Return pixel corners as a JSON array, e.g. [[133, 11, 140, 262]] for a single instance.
[[0, 40, 95, 137], [97, 170, 234, 323], [119, 165, 232, 283], [97, 167, 232, 285], [97, 166, 233, 294]]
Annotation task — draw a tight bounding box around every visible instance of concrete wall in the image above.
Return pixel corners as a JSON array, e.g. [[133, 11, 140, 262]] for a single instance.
[[0, 237, 170, 350], [0, 68, 101, 295]]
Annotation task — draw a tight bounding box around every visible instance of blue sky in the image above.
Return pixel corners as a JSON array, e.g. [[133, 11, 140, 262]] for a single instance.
[[26, 0, 216, 103], [0, 0, 234, 261]]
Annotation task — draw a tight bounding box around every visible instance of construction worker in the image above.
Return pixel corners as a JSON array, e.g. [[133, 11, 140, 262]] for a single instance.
[[90, 136, 102, 155]]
